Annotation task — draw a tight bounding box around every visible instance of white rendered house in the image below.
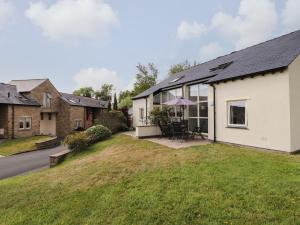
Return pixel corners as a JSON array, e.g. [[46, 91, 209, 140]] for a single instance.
[[132, 30, 300, 153]]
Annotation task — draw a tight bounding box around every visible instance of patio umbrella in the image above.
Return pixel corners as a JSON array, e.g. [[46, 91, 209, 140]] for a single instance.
[[163, 97, 195, 120]]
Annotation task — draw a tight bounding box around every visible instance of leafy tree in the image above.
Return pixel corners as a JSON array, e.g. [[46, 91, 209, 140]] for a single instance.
[[73, 87, 94, 98], [119, 90, 132, 103], [113, 93, 118, 110], [95, 84, 113, 101], [119, 96, 133, 109], [168, 60, 198, 76], [132, 63, 158, 96]]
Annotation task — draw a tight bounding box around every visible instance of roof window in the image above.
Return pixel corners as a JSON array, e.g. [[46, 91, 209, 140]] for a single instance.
[[169, 76, 184, 84], [210, 61, 233, 72]]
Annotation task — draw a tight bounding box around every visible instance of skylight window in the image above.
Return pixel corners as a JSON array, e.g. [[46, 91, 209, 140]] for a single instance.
[[210, 61, 233, 72], [169, 76, 184, 83]]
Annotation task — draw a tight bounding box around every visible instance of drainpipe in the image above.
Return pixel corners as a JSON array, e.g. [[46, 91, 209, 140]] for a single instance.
[[145, 97, 148, 125], [11, 104, 15, 139], [211, 84, 216, 143]]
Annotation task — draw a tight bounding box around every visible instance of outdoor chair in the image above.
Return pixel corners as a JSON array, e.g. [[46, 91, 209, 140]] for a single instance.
[[192, 126, 205, 140], [158, 121, 172, 139], [171, 122, 189, 140]]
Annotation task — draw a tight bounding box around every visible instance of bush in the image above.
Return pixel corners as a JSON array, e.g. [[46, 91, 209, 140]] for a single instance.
[[149, 107, 170, 125], [94, 110, 128, 133], [85, 125, 112, 144], [63, 132, 90, 152]]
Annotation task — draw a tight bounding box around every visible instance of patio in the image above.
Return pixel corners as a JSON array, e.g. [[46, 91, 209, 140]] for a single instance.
[[123, 131, 210, 149]]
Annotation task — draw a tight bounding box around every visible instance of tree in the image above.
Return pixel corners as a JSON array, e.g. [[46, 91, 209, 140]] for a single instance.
[[132, 63, 158, 96], [95, 84, 113, 101], [113, 93, 118, 110], [107, 100, 112, 111], [168, 60, 198, 76], [73, 87, 94, 98], [119, 96, 133, 109]]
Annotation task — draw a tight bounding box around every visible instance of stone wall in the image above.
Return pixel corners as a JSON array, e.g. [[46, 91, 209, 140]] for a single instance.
[[70, 106, 85, 130], [0, 105, 8, 138], [56, 99, 71, 138], [26, 79, 61, 113], [12, 105, 40, 138]]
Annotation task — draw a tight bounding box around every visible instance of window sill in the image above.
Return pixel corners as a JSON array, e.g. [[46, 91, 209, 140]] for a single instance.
[[226, 126, 248, 130]]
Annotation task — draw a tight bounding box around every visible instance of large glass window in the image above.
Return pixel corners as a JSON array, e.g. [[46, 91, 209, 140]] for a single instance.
[[228, 100, 247, 127], [188, 84, 208, 133], [158, 88, 183, 119]]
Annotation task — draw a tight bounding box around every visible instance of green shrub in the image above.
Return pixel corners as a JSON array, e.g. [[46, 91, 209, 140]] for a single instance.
[[85, 125, 112, 143], [63, 132, 90, 152], [94, 110, 128, 133]]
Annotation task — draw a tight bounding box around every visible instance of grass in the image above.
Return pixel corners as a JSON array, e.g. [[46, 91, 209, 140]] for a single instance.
[[0, 134, 299, 225], [0, 136, 53, 156]]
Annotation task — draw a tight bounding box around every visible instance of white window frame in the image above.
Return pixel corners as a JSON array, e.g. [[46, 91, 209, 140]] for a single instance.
[[187, 84, 208, 133], [43, 92, 52, 108], [227, 100, 248, 128], [75, 119, 82, 129], [19, 117, 32, 130]]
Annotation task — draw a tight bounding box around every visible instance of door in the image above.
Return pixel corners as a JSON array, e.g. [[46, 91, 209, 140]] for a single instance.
[[40, 113, 56, 136]]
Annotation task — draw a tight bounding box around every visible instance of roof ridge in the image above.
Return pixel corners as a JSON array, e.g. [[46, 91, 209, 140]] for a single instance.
[[10, 78, 48, 81]]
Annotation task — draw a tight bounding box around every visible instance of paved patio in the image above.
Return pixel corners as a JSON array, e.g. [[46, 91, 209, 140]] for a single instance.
[[123, 131, 210, 149]]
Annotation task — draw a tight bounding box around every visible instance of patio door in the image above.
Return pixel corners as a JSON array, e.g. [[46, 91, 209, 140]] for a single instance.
[[187, 84, 208, 133]]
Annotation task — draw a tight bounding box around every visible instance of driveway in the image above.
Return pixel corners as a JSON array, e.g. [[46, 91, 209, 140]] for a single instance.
[[0, 145, 68, 180]]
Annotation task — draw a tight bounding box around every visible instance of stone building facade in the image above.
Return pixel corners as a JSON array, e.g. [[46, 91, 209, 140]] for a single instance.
[[0, 79, 108, 139]]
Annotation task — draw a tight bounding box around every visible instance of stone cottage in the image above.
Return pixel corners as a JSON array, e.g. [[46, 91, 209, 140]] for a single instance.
[[0, 79, 108, 139]]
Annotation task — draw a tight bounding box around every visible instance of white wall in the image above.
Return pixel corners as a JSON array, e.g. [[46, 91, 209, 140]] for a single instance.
[[289, 54, 300, 152], [209, 71, 292, 152], [132, 96, 152, 127]]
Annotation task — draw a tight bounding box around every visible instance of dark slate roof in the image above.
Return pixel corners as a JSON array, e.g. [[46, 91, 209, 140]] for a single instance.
[[133, 30, 300, 100], [60, 93, 108, 109], [9, 79, 47, 92], [0, 83, 40, 106]]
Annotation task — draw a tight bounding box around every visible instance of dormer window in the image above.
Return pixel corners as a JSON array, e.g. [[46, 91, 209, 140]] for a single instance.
[[43, 92, 52, 108]]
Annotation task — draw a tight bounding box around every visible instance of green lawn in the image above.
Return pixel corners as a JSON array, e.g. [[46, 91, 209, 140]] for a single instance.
[[0, 136, 53, 156], [0, 135, 299, 225]]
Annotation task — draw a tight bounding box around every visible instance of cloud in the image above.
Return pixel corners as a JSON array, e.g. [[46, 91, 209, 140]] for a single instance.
[[25, 0, 118, 41], [199, 42, 225, 61], [0, 0, 14, 29], [211, 0, 278, 50], [282, 0, 300, 32], [73, 68, 121, 92], [177, 20, 206, 40]]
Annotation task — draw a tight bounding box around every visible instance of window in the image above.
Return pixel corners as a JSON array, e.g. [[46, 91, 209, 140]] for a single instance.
[[75, 120, 82, 129], [19, 117, 32, 130], [160, 88, 183, 118], [153, 93, 161, 105], [228, 100, 247, 127], [139, 108, 144, 120], [41, 113, 44, 120], [43, 92, 52, 108], [188, 84, 208, 133], [48, 113, 52, 120], [169, 76, 184, 83]]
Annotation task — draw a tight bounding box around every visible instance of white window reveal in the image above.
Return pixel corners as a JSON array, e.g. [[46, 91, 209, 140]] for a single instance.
[[43, 92, 52, 108], [139, 108, 144, 120], [19, 117, 32, 130], [228, 100, 247, 128], [75, 120, 82, 129]]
